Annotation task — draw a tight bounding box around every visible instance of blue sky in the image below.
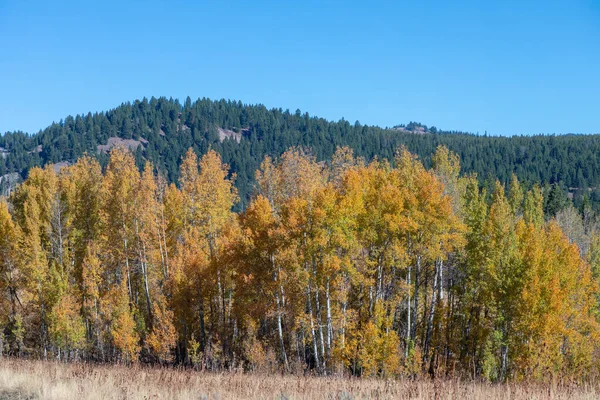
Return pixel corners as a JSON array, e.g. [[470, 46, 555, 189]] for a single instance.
[[1, 0, 599, 135]]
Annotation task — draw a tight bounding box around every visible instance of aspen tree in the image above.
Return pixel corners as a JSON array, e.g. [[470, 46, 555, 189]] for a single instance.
[[0, 200, 22, 355]]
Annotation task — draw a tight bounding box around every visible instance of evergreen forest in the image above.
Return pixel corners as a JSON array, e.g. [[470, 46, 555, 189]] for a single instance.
[[1, 97, 598, 213]]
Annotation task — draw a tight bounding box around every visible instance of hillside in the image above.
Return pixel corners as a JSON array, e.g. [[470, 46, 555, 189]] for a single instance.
[[1, 97, 599, 209]]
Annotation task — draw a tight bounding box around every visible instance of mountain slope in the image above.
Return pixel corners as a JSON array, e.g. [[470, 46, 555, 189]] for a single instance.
[[1, 96, 599, 209]]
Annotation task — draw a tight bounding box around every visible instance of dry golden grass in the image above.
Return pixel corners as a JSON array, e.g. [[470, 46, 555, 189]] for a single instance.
[[0, 359, 598, 399]]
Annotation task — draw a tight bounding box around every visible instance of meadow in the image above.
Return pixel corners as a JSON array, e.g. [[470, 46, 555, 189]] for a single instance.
[[0, 359, 598, 400]]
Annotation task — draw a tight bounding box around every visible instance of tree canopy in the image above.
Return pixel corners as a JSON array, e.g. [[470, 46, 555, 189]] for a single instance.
[[2, 144, 600, 382], [1, 97, 599, 212]]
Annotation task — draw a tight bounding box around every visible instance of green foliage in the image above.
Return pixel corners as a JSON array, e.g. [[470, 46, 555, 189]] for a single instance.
[[482, 330, 502, 381], [0, 97, 593, 210]]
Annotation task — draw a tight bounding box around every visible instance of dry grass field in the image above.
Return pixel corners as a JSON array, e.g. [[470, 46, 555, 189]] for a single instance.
[[0, 359, 598, 400]]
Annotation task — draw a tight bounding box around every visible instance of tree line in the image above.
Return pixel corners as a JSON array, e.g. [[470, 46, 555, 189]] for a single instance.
[[2, 97, 600, 210], [1, 144, 600, 382]]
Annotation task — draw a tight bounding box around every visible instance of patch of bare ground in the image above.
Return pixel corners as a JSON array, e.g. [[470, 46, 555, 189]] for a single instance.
[[96, 137, 144, 154], [217, 127, 249, 143], [27, 145, 42, 155], [0, 359, 598, 399], [392, 126, 428, 135]]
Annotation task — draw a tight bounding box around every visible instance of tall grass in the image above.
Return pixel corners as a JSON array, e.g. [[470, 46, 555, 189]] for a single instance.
[[0, 359, 598, 399]]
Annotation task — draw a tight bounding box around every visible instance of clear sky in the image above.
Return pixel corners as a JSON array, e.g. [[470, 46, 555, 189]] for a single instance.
[[1, 0, 599, 136]]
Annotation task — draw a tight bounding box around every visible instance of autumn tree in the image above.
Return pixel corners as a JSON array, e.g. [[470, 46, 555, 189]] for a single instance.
[[2, 144, 600, 382], [0, 200, 23, 356]]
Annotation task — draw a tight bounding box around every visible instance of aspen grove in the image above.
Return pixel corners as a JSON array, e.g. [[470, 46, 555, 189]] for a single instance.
[[0, 145, 599, 382]]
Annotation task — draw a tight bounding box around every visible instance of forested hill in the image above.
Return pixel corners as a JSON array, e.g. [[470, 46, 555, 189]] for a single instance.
[[1, 96, 599, 208]]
